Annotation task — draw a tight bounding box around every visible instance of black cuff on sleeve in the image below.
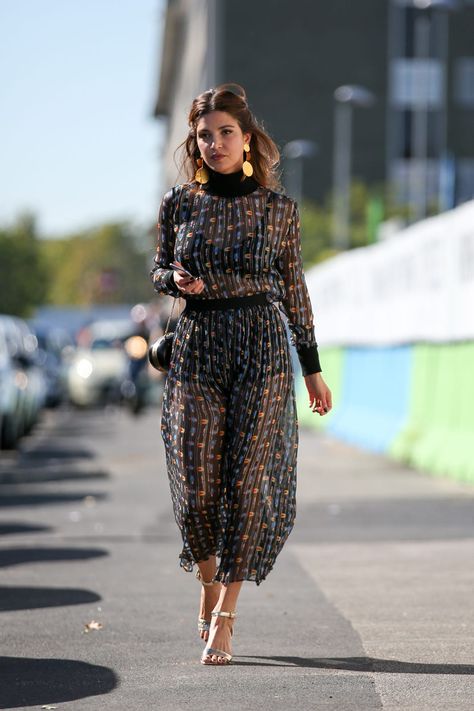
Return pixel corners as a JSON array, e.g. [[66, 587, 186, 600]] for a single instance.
[[163, 269, 181, 296], [296, 343, 322, 376]]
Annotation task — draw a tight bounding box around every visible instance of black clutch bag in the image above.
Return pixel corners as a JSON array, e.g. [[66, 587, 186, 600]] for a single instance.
[[148, 297, 182, 372]]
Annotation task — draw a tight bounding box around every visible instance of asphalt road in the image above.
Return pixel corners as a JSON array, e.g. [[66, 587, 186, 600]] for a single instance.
[[1, 400, 473, 710]]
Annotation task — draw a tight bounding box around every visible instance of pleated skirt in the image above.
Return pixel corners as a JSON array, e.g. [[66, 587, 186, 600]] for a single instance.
[[160, 300, 298, 585]]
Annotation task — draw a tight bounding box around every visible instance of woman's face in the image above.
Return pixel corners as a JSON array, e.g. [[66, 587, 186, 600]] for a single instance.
[[196, 110, 251, 174]]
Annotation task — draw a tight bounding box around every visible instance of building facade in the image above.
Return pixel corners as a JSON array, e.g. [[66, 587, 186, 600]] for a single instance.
[[153, 0, 474, 213]]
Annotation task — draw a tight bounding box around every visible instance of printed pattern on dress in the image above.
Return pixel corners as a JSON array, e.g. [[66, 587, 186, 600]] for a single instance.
[[152, 181, 317, 585]]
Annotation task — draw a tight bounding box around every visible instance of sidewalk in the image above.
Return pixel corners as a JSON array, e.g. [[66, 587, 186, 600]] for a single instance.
[[1, 405, 473, 710]]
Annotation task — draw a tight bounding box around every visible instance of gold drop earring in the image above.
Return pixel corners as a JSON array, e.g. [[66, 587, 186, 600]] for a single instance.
[[195, 156, 209, 184], [242, 142, 253, 177]]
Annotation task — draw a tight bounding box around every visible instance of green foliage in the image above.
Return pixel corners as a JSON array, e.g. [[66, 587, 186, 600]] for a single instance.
[[299, 179, 411, 268], [0, 212, 155, 312], [299, 199, 338, 267], [41, 222, 154, 306], [0, 212, 48, 317]]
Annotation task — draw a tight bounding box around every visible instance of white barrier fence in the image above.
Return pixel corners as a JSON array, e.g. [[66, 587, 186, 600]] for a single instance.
[[306, 200, 474, 346]]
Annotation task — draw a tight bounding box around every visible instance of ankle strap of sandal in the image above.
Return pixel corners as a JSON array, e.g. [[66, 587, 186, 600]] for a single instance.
[[195, 569, 218, 587], [211, 610, 237, 619]]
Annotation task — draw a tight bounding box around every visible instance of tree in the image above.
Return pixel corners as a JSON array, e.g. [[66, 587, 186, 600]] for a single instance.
[[41, 221, 153, 306], [0, 212, 47, 317], [299, 179, 411, 268], [299, 199, 338, 267]]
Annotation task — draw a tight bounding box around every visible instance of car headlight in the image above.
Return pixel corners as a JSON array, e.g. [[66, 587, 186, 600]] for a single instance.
[[75, 358, 93, 379], [124, 336, 148, 359]]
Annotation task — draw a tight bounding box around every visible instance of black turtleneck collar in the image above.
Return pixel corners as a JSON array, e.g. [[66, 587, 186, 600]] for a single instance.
[[200, 166, 260, 197]]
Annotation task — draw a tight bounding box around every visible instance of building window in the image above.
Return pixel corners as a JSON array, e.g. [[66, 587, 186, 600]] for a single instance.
[[454, 58, 474, 109], [391, 58, 443, 109]]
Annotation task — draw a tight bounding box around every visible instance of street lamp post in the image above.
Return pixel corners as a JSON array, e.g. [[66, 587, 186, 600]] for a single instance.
[[282, 140, 318, 205], [411, 10, 431, 222], [332, 85, 375, 250], [408, 0, 459, 220]]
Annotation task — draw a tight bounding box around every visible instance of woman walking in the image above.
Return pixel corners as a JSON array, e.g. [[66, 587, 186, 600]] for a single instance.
[[151, 83, 332, 665]]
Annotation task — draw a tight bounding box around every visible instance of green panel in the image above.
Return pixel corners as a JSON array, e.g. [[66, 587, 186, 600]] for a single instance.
[[389, 343, 438, 462], [296, 347, 344, 430], [393, 342, 474, 484], [430, 342, 474, 482], [409, 344, 455, 473]]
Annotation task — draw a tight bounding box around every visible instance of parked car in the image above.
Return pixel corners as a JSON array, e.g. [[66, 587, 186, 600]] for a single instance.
[[0, 315, 46, 449], [34, 327, 73, 407], [66, 319, 138, 407]]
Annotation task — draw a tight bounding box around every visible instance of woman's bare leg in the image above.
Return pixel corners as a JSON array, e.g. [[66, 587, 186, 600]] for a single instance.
[[202, 580, 243, 664], [197, 556, 222, 641]]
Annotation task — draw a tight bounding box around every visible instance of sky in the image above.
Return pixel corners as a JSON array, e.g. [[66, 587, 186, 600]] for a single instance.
[[1, 0, 165, 237]]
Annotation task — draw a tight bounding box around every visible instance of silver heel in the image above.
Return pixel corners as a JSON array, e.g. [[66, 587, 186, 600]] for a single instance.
[[201, 610, 237, 665], [196, 569, 220, 635]]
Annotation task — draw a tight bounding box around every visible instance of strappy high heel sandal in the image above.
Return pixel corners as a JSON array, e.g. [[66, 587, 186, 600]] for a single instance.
[[200, 610, 237, 665], [195, 569, 220, 637]]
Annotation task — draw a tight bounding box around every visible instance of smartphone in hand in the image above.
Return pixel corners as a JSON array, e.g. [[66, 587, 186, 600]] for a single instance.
[[169, 262, 195, 279]]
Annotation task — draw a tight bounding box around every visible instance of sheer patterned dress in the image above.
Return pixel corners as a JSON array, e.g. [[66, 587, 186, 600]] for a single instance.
[[151, 167, 321, 585]]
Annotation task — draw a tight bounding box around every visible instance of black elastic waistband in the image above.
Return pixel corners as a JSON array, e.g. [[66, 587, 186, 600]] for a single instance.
[[183, 292, 272, 312]]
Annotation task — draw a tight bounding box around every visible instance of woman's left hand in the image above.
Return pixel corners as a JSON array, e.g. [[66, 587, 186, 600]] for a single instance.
[[304, 372, 332, 416]]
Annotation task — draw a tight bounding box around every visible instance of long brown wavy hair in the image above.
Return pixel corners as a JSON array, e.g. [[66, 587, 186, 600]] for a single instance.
[[175, 83, 283, 191]]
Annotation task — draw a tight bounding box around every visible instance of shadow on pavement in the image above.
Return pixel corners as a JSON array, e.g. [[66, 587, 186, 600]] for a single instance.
[[23, 446, 95, 460], [0, 656, 119, 709], [0, 491, 107, 507], [237, 655, 474, 674], [0, 585, 101, 612], [0, 523, 52, 536], [0, 546, 109, 568], [0, 468, 109, 485]]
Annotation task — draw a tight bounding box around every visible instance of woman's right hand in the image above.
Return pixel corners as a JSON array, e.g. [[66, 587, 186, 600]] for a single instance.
[[173, 262, 205, 295]]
